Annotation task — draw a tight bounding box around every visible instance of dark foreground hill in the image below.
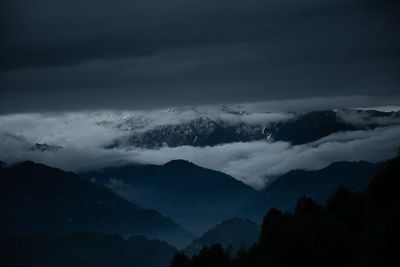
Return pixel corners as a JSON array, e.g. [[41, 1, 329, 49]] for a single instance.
[[170, 156, 400, 267], [0, 232, 176, 267], [183, 218, 260, 257], [0, 161, 193, 248], [81, 160, 257, 235], [239, 160, 385, 223]]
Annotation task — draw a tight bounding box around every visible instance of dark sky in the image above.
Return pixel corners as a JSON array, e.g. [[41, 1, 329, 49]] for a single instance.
[[1, 0, 399, 113]]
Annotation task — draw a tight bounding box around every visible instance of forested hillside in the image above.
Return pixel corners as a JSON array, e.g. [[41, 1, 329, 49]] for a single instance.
[[171, 156, 400, 267]]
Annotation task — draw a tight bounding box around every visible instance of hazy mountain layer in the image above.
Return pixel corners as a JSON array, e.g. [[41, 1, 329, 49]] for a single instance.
[[81, 160, 257, 235], [172, 156, 400, 267], [0, 161, 193, 248], [238, 160, 386, 222]]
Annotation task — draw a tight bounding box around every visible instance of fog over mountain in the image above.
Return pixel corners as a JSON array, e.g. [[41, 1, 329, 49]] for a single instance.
[[1, 1, 399, 266], [1, 104, 399, 189]]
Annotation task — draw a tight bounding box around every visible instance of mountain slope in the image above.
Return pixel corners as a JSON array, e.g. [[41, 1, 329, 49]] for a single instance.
[[183, 218, 260, 257], [238, 160, 386, 222], [269, 110, 356, 145], [108, 117, 266, 148], [171, 156, 400, 267], [81, 160, 257, 235], [104, 109, 400, 148], [0, 161, 193, 248], [0, 232, 176, 267]]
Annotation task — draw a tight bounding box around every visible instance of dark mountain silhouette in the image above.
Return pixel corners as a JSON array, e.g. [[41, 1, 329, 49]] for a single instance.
[[238, 161, 386, 223], [0, 161, 193, 248], [183, 218, 260, 257], [171, 156, 400, 267], [81, 160, 257, 235], [269, 111, 356, 145], [0, 232, 176, 267], [267, 109, 399, 145]]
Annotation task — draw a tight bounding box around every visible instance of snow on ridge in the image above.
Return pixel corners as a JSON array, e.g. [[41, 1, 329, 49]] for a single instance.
[[90, 104, 293, 133]]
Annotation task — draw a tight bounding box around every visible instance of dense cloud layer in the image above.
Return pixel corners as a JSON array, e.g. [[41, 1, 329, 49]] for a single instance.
[[1, 107, 400, 189], [1, 0, 399, 113]]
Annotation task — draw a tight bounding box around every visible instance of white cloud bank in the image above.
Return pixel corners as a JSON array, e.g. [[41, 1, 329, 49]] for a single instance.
[[117, 125, 400, 189], [1, 108, 400, 190]]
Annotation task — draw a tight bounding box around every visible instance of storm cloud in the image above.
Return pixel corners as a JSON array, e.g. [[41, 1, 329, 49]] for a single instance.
[[1, 0, 399, 113]]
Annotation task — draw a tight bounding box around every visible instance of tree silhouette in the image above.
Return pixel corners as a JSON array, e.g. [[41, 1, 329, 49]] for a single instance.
[[294, 195, 321, 215], [259, 208, 287, 245], [191, 244, 230, 267], [171, 252, 191, 267], [326, 185, 353, 211], [171, 156, 400, 267]]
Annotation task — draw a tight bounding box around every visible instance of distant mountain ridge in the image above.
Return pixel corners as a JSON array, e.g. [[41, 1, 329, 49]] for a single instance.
[[238, 160, 386, 222], [103, 109, 400, 148], [0, 161, 193, 248], [81, 160, 257, 235], [106, 117, 267, 148]]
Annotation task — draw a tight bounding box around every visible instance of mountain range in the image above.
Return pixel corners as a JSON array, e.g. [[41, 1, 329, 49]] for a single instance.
[[81, 159, 385, 234], [81, 160, 257, 235], [102, 109, 400, 148], [0, 156, 392, 266], [171, 156, 400, 267], [0, 161, 193, 248], [238, 160, 386, 222]]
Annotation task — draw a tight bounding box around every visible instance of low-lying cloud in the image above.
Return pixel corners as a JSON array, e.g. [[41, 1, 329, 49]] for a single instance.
[[1, 108, 400, 190], [336, 109, 400, 128], [117, 126, 400, 189]]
